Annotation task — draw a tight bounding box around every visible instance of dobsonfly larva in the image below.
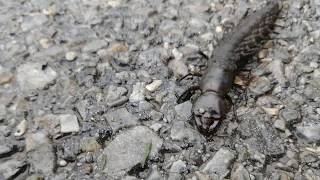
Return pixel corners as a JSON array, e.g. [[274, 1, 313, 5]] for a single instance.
[[183, 1, 282, 133]]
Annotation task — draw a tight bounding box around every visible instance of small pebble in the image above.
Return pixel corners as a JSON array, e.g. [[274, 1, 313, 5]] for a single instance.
[[249, 77, 272, 96], [310, 62, 318, 69], [262, 107, 279, 116], [42, 6, 57, 16], [59, 114, 80, 133], [58, 160, 67, 167], [150, 123, 163, 132], [258, 49, 268, 59], [215, 26, 223, 33], [39, 38, 51, 49], [14, 119, 27, 136], [145, 80, 163, 92], [65, 51, 77, 61], [274, 119, 286, 131]]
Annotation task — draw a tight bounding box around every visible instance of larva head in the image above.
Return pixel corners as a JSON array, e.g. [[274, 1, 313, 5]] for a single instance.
[[193, 92, 229, 133]]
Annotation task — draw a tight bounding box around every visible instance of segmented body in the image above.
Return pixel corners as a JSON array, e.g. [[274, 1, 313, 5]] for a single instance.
[[201, 1, 281, 96], [193, 1, 281, 133]]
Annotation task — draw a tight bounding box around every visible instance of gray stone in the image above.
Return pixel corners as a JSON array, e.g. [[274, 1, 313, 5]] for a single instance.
[[65, 51, 77, 61], [231, 163, 251, 180], [247, 126, 284, 157], [138, 100, 153, 111], [174, 101, 193, 121], [201, 148, 235, 179], [280, 109, 301, 125], [0, 145, 13, 158], [83, 40, 108, 52], [129, 82, 146, 103], [168, 160, 187, 180], [102, 126, 163, 178], [170, 121, 205, 145], [105, 107, 139, 132], [0, 158, 26, 179], [296, 123, 320, 143], [26, 131, 55, 174], [150, 110, 163, 121], [105, 85, 128, 104], [17, 62, 57, 92], [268, 60, 287, 86], [0, 104, 5, 120], [14, 119, 27, 137], [113, 52, 131, 66], [147, 166, 164, 180], [59, 114, 80, 133], [21, 13, 48, 31], [310, 30, 320, 39], [168, 59, 188, 78], [0, 69, 13, 85], [123, 176, 138, 180], [274, 119, 286, 131], [146, 80, 163, 92], [200, 32, 214, 41], [249, 77, 272, 96]]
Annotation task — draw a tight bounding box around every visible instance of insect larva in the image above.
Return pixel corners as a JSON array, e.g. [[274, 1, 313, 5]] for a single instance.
[[192, 1, 281, 133]]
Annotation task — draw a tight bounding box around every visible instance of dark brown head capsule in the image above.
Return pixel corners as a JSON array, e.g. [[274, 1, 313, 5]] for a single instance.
[[193, 91, 229, 132], [192, 1, 281, 133]]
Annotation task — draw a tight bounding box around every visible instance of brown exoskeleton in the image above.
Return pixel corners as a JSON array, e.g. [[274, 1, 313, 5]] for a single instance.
[[179, 1, 281, 133]]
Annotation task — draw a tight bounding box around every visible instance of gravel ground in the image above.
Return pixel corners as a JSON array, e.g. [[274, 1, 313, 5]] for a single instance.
[[0, 0, 320, 179]]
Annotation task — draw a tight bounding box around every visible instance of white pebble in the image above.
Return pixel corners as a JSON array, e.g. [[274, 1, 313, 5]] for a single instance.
[[146, 80, 163, 92], [14, 119, 27, 136], [172, 48, 183, 60], [215, 26, 223, 33], [65, 51, 77, 61], [39, 38, 51, 49], [310, 62, 318, 69], [58, 159, 67, 167], [60, 114, 80, 133]]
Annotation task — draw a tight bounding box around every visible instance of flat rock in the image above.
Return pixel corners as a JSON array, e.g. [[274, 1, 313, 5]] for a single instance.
[[249, 77, 272, 96], [238, 111, 285, 156], [168, 59, 188, 78], [174, 101, 192, 121], [102, 126, 163, 178], [0, 70, 13, 85], [280, 109, 301, 126], [105, 107, 139, 132], [231, 163, 251, 180], [59, 114, 80, 133], [147, 166, 164, 180], [105, 85, 128, 103], [201, 148, 235, 179], [146, 80, 163, 92], [268, 60, 287, 86], [17, 62, 57, 92], [168, 160, 187, 180], [0, 145, 13, 158], [129, 82, 146, 103], [0, 158, 26, 179], [170, 121, 205, 145], [296, 123, 320, 143]]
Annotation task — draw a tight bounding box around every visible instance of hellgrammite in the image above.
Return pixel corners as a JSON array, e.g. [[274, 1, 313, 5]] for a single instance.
[[180, 1, 282, 133]]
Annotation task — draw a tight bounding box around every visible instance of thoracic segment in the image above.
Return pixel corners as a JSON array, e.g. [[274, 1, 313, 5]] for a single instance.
[[201, 1, 281, 95]]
